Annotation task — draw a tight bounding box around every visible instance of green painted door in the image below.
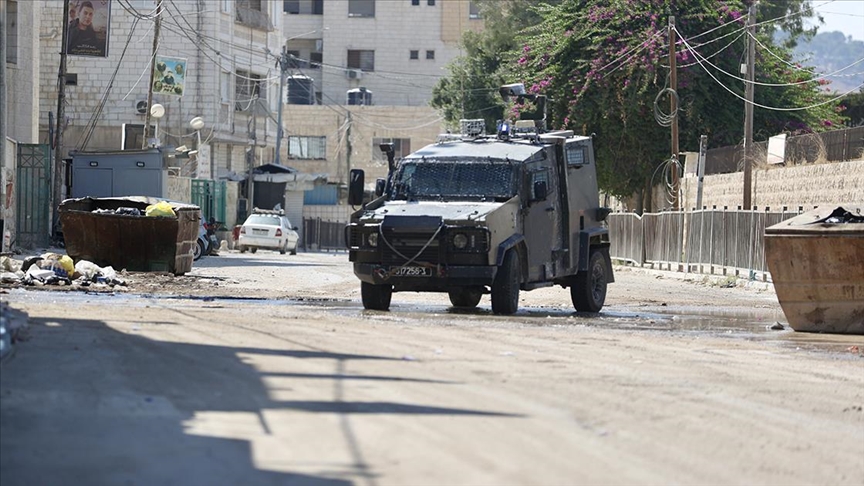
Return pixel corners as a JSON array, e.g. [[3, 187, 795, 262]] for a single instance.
[[16, 144, 51, 249]]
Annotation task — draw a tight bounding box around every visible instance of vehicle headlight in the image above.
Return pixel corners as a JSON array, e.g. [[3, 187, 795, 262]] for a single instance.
[[452, 233, 469, 249], [367, 232, 378, 247]]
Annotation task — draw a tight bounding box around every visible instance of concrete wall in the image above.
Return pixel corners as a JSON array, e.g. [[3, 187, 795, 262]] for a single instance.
[[166, 176, 192, 204], [681, 159, 864, 211], [1, 138, 16, 251], [5, 0, 40, 143], [303, 204, 351, 223]]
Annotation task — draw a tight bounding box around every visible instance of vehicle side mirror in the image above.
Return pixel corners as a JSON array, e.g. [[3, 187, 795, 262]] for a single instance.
[[532, 180, 548, 201], [292, 226, 298, 231], [596, 207, 611, 222], [348, 169, 365, 206], [375, 178, 386, 197]]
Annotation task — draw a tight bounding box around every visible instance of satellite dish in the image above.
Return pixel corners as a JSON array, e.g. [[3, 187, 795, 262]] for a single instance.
[[189, 117, 205, 130], [150, 103, 165, 118]]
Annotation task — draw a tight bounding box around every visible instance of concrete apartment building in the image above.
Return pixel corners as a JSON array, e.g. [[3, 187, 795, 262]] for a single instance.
[[2, 0, 43, 249], [279, 0, 484, 183], [38, 0, 289, 180]]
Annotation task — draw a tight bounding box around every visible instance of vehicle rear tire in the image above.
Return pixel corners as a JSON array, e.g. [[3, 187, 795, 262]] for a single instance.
[[448, 287, 483, 308], [491, 250, 520, 315], [239, 245, 247, 253], [279, 242, 287, 255], [361, 282, 392, 311], [250, 247, 258, 254], [571, 249, 608, 312], [193, 239, 205, 261]]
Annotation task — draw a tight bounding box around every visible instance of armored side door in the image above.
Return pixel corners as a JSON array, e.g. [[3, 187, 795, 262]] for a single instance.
[[522, 149, 563, 282]]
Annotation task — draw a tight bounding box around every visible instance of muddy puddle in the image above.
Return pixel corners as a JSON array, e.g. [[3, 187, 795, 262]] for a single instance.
[[4, 288, 861, 355]]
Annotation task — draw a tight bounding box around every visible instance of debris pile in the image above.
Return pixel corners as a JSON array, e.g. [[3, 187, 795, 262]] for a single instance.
[[0, 253, 126, 288]]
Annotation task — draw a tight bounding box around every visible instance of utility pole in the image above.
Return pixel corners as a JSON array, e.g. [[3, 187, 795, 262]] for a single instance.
[[1, 0, 7, 198], [742, 2, 757, 210], [669, 16, 680, 211], [345, 111, 352, 184], [274, 46, 291, 166], [53, 0, 72, 238], [142, 0, 163, 147]]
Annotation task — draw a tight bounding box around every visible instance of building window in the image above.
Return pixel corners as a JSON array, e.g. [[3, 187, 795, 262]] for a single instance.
[[348, 0, 375, 17], [5, 0, 18, 64], [221, 71, 232, 104], [284, 0, 300, 14], [309, 52, 323, 69], [235, 70, 267, 112], [236, 0, 271, 30], [427, 0, 435, 5], [347, 50, 375, 71], [411, 0, 419, 5], [426, 50, 435, 60], [373, 138, 411, 162], [286, 50, 306, 68], [288, 136, 327, 159], [469, 1, 482, 19], [409, 50, 419, 60]]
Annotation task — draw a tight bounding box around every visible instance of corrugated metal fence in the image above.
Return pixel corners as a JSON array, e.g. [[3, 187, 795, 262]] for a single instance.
[[609, 208, 801, 279], [303, 218, 346, 251]]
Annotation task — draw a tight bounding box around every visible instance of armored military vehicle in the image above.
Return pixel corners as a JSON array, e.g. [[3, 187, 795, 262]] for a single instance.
[[346, 84, 613, 315]]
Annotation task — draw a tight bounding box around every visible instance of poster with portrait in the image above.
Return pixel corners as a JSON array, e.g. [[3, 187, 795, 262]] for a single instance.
[[152, 56, 187, 97], [65, 0, 112, 57]]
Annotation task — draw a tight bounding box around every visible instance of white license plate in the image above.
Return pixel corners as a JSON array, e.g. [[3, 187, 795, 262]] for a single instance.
[[391, 266, 432, 277], [253, 229, 268, 235]]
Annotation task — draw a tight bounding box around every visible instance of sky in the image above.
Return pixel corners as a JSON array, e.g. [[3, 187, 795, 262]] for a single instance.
[[808, 0, 864, 41]]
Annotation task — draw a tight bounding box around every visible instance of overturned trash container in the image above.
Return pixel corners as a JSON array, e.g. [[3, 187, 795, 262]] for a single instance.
[[59, 196, 200, 276], [765, 205, 864, 335]]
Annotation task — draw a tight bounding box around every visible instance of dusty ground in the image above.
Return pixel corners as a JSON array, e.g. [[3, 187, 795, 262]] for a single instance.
[[1, 250, 862, 485]]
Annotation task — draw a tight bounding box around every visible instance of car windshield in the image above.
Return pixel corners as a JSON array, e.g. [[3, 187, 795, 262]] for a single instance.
[[246, 215, 281, 226], [391, 159, 517, 201]]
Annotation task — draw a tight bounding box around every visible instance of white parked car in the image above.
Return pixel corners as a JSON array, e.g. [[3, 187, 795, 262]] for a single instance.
[[237, 210, 299, 255]]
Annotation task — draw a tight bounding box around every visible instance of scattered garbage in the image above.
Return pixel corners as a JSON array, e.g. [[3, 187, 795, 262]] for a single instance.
[[93, 207, 143, 216], [0, 253, 126, 288], [768, 322, 785, 331], [819, 207, 864, 225], [145, 200, 177, 218]]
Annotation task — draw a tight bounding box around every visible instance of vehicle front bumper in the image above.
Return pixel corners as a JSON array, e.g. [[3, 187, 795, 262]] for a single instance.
[[353, 263, 497, 291]]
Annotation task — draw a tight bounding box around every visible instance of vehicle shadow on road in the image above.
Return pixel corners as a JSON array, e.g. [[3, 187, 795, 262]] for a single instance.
[[1, 314, 520, 485], [196, 257, 340, 269]]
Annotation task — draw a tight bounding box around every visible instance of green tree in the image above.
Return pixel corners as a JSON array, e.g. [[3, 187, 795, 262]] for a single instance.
[[508, 0, 844, 203]]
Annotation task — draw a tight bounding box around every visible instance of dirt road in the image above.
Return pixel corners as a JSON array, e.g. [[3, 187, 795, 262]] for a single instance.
[[1, 251, 862, 485]]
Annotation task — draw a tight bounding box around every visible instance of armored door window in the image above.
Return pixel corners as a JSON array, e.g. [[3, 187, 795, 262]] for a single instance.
[[566, 144, 588, 166], [530, 169, 550, 200]]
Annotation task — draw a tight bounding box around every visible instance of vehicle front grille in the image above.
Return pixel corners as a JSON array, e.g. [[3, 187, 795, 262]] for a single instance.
[[380, 231, 441, 265]]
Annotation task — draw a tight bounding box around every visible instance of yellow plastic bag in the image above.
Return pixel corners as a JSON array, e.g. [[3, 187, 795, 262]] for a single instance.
[[145, 201, 176, 218], [39, 253, 75, 278]]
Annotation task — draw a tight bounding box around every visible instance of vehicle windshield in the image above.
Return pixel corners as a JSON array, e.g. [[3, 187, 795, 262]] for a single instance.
[[391, 159, 518, 201], [246, 215, 281, 226]]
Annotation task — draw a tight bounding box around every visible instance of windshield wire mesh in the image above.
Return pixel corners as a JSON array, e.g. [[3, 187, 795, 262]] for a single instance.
[[393, 160, 516, 200]]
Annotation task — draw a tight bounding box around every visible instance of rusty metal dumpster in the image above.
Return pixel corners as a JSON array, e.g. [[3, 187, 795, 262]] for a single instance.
[[59, 196, 200, 275], [765, 205, 864, 335]]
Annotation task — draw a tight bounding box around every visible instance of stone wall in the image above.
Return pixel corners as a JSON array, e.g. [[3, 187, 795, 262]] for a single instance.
[[681, 159, 864, 211]]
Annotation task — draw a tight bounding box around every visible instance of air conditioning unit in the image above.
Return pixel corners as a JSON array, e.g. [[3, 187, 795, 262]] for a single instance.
[[346, 69, 363, 80], [135, 100, 148, 115]]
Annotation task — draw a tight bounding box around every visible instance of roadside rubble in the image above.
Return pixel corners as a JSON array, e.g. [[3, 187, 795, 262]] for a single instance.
[[0, 253, 127, 289], [0, 302, 29, 362]]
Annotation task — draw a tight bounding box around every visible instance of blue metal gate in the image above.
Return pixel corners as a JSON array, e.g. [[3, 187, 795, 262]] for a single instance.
[[16, 144, 51, 249]]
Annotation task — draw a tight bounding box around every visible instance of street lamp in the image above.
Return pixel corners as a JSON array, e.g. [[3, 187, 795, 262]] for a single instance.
[[149, 103, 165, 147], [189, 116, 209, 178]]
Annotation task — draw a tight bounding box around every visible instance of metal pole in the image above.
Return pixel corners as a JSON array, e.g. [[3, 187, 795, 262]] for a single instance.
[[142, 0, 163, 147], [0, 0, 7, 186], [669, 16, 680, 211], [696, 134, 707, 210], [742, 2, 757, 210], [53, 0, 72, 238], [274, 46, 288, 166]]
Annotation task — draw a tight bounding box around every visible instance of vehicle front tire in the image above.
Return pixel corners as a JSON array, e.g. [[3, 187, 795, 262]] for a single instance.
[[491, 250, 520, 315], [448, 287, 483, 308], [193, 239, 205, 261], [290, 246, 297, 255], [239, 245, 247, 253], [361, 282, 392, 311], [571, 249, 608, 313]]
